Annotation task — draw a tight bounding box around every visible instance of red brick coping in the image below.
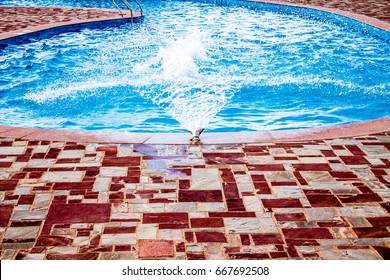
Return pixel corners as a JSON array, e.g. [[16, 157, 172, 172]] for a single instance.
[[0, 118, 389, 144], [253, 0, 390, 31], [0, 6, 142, 41]]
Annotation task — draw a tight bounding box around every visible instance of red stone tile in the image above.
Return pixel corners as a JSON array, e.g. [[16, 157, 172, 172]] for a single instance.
[[103, 227, 136, 234], [46, 253, 98, 260], [270, 251, 288, 258], [340, 156, 370, 165], [187, 253, 206, 260], [227, 198, 246, 211], [220, 168, 236, 183], [0, 180, 18, 191], [337, 245, 370, 250], [373, 246, 390, 260], [138, 240, 174, 258], [274, 156, 298, 160], [102, 156, 140, 166], [271, 181, 298, 186], [337, 194, 382, 203], [209, 212, 256, 218], [329, 171, 358, 180], [274, 213, 307, 221], [143, 213, 188, 224], [262, 198, 303, 208], [204, 153, 247, 164], [114, 245, 132, 252], [353, 227, 390, 238], [366, 217, 390, 227], [306, 195, 342, 207], [248, 164, 285, 171], [292, 164, 331, 171], [179, 179, 191, 190], [10, 221, 42, 227], [195, 232, 227, 243], [17, 195, 35, 205], [282, 228, 333, 239], [253, 181, 272, 194], [229, 253, 269, 259], [179, 190, 223, 202], [251, 174, 266, 181], [53, 182, 94, 190], [252, 234, 284, 245], [36, 236, 73, 246], [80, 246, 113, 253], [321, 150, 337, 157], [0, 205, 13, 227], [285, 239, 319, 246], [185, 232, 194, 242], [176, 242, 185, 252], [317, 220, 349, 227], [345, 145, 366, 156], [243, 146, 267, 153], [240, 234, 251, 245], [223, 183, 240, 199], [191, 218, 224, 228], [0, 162, 12, 168], [45, 203, 111, 225], [158, 223, 189, 229]]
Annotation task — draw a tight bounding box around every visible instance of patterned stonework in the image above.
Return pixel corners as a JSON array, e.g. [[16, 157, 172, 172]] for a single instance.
[[0, 133, 389, 260]]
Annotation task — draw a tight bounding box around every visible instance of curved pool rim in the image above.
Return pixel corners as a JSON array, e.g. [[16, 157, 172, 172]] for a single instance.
[[0, 0, 389, 44], [1, 117, 389, 144], [0, 0, 389, 143]]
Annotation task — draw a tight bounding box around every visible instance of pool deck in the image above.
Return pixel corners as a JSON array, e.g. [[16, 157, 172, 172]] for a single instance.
[[1, 1, 390, 260]]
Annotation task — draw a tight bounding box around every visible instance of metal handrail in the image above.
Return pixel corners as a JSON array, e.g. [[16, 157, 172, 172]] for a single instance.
[[110, 0, 143, 23], [121, 0, 135, 23], [133, 0, 143, 16]]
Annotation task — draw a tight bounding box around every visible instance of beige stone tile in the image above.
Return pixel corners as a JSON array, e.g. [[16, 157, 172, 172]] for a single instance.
[[132, 204, 165, 213], [4, 226, 40, 239], [138, 224, 157, 240], [93, 178, 111, 192], [99, 167, 127, 177], [243, 196, 264, 212], [300, 171, 335, 183], [41, 171, 84, 182], [191, 168, 221, 190], [167, 203, 196, 213], [0, 146, 25, 155], [27, 159, 56, 168], [225, 217, 277, 234], [58, 150, 85, 159], [101, 233, 136, 245], [159, 229, 182, 240]]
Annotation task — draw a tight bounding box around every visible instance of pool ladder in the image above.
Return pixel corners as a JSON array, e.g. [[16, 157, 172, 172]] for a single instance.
[[111, 0, 143, 23]]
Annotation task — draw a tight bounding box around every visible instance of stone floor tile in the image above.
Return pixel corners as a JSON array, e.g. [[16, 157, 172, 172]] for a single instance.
[[41, 171, 84, 182], [225, 217, 278, 234], [138, 240, 174, 258]]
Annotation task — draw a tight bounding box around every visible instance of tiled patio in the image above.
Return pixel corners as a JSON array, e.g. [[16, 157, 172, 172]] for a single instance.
[[1, 0, 389, 260], [0, 133, 389, 260]]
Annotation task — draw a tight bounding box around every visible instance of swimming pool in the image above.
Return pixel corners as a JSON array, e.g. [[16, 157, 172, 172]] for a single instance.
[[1, 0, 389, 134]]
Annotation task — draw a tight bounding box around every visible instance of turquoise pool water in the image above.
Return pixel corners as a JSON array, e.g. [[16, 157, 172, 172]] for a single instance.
[[0, 0, 389, 133]]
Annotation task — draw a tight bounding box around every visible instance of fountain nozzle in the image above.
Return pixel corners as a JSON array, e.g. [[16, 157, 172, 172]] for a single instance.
[[190, 128, 204, 142]]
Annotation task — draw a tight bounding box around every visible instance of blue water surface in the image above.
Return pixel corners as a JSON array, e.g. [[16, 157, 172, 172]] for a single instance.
[[0, 0, 389, 133]]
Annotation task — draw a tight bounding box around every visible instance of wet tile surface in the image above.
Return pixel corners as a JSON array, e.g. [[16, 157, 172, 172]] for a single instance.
[[1, 132, 390, 259]]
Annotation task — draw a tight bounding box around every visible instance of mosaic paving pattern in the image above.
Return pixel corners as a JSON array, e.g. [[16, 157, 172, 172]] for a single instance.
[[1, 133, 389, 260]]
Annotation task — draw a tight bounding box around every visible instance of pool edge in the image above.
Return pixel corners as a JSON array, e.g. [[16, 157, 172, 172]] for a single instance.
[[0, 6, 143, 42], [1, 118, 389, 144], [249, 0, 390, 31]]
